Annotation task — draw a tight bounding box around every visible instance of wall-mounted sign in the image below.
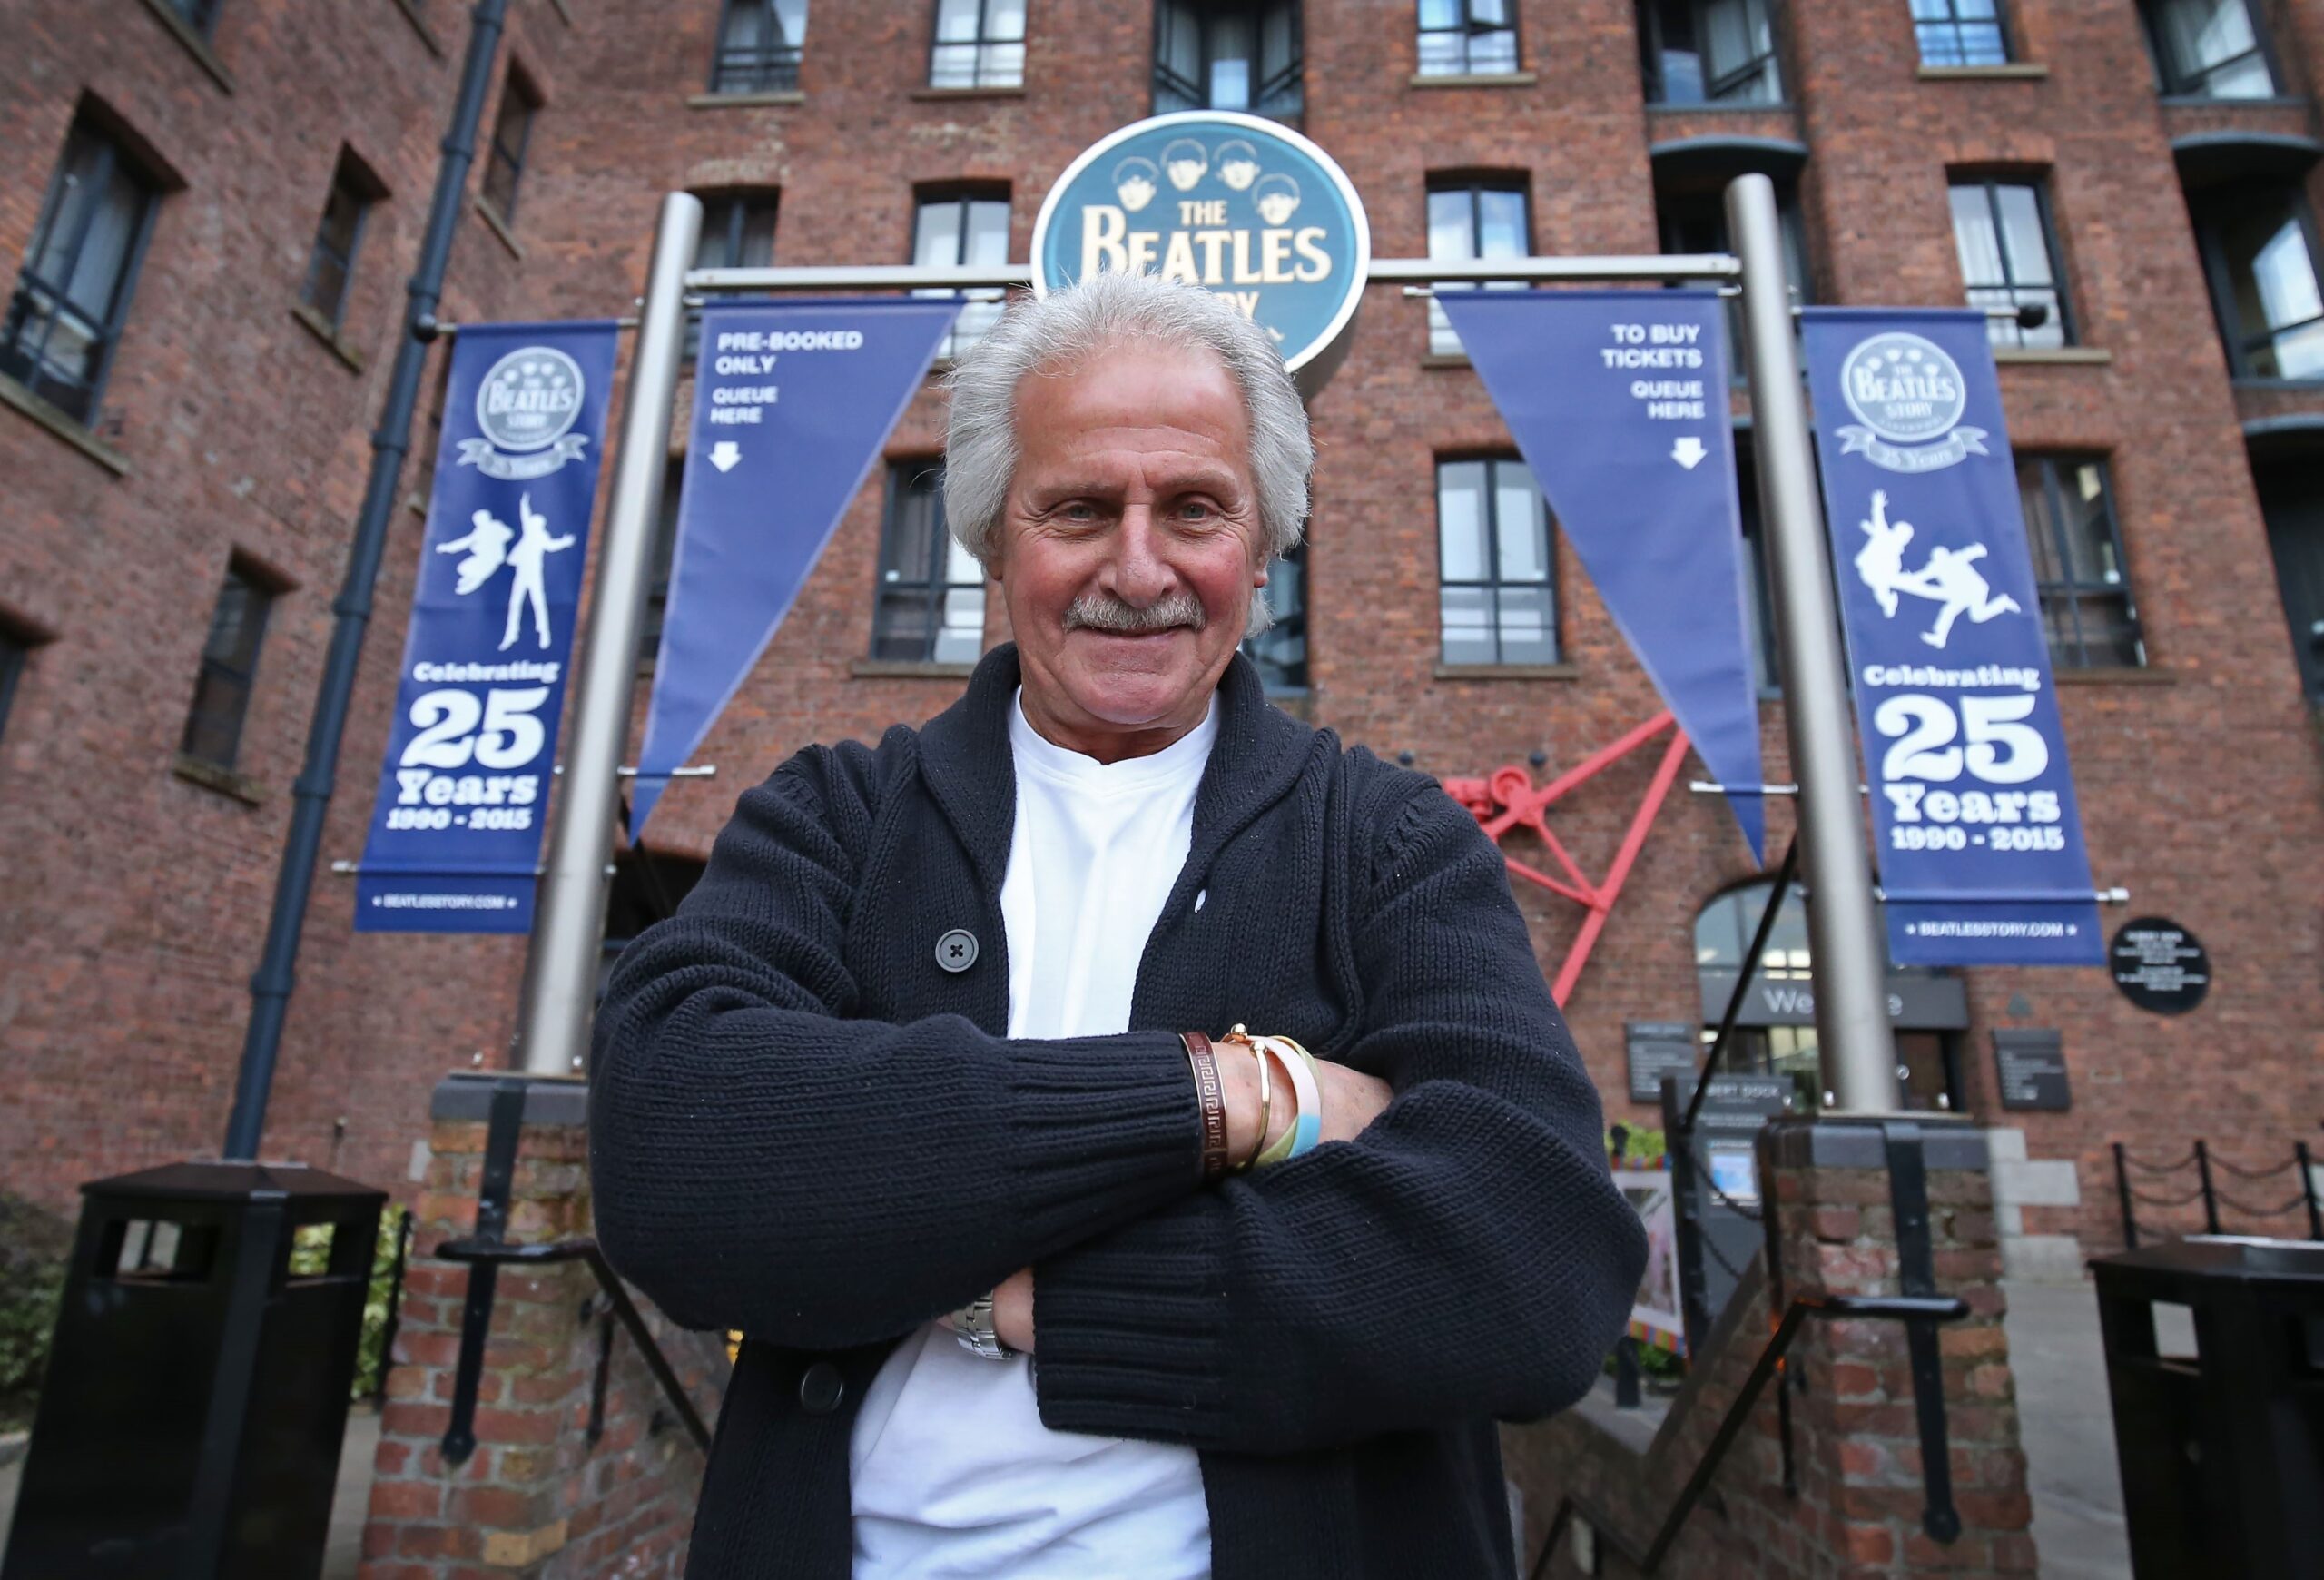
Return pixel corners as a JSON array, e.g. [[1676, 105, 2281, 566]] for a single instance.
[[2110, 917, 2211, 1015], [1694, 970, 1971, 1030], [1993, 1028, 2070, 1111], [1626, 1021, 1700, 1104], [1030, 111, 1371, 393]]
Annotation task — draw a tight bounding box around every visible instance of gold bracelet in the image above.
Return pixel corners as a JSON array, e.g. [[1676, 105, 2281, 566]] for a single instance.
[[1221, 1024, 1271, 1171]]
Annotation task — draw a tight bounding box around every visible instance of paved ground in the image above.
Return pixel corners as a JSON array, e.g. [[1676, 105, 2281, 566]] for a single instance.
[[0, 1407, 378, 1578], [2004, 1279, 2136, 1579], [0, 1295, 2147, 1579]]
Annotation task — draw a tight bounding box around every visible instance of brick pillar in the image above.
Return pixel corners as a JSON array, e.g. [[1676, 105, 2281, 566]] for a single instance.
[[1758, 1119, 2034, 1576], [360, 1077, 728, 1578]]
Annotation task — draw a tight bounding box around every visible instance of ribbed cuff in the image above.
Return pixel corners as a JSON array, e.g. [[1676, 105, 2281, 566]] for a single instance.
[[1003, 1031, 1205, 1248], [1030, 1200, 1232, 1447]]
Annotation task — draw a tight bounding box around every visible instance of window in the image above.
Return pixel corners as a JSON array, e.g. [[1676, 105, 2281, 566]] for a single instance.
[[0, 115, 162, 424], [1416, 0, 1517, 75], [1242, 542, 1307, 691], [1948, 177, 2070, 349], [1438, 458, 1557, 666], [1640, 0, 1782, 105], [1155, 0, 1304, 123], [2191, 185, 2324, 381], [166, 0, 222, 36], [931, 0, 1027, 88], [1427, 179, 1530, 355], [1733, 439, 1781, 691], [478, 70, 538, 225], [2143, 0, 2274, 98], [0, 626, 26, 747], [181, 559, 278, 770], [300, 152, 380, 331], [641, 459, 683, 668], [873, 461, 985, 664], [712, 0, 808, 94], [2016, 456, 2143, 669], [912, 189, 1010, 360], [1655, 171, 1808, 375], [1910, 0, 2008, 66], [2254, 450, 2324, 706], [686, 190, 779, 358]]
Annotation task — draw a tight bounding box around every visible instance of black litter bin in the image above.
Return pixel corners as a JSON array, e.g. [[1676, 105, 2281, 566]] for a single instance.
[[2, 1161, 386, 1580], [2090, 1237, 2324, 1580]]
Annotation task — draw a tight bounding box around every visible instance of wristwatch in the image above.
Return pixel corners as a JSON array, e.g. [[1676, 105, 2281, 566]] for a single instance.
[[950, 1292, 1017, 1360]]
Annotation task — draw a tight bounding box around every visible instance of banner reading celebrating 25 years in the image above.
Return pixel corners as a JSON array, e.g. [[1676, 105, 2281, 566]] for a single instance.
[[355, 321, 619, 933], [1800, 309, 2101, 966]]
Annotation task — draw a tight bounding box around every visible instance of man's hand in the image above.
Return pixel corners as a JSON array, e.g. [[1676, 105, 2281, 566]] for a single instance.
[[991, 1265, 1036, 1352]]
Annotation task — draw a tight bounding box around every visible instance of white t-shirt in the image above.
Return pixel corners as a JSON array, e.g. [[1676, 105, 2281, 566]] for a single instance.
[[848, 689, 1218, 1580]]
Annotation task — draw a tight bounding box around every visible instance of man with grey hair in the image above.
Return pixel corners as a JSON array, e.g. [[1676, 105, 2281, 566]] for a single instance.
[[592, 271, 1643, 1580]]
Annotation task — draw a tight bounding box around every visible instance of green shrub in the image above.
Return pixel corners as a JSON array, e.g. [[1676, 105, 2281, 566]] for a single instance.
[[350, 1209, 411, 1403], [0, 1194, 73, 1430]]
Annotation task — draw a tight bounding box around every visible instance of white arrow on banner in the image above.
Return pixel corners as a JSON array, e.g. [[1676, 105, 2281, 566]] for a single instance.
[[708, 440, 742, 473], [1671, 436, 1707, 470]]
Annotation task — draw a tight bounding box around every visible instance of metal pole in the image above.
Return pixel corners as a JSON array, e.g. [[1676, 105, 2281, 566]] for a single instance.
[[507, 193, 701, 1076], [2194, 1139, 2221, 1234], [2298, 1141, 2322, 1242], [221, 0, 510, 1159], [2113, 1141, 2138, 1250], [1725, 173, 1899, 1116]]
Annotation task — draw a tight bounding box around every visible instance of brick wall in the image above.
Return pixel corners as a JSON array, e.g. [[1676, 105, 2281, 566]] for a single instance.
[[361, 1096, 726, 1578], [1, 1, 2320, 1275]]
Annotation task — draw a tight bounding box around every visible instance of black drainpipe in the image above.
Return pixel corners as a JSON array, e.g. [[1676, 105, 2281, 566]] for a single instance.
[[222, 0, 513, 1159]]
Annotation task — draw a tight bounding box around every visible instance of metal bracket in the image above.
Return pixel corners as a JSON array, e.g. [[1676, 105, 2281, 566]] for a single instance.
[[439, 1076, 526, 1464], [1885, 1121, 1963, 1545]]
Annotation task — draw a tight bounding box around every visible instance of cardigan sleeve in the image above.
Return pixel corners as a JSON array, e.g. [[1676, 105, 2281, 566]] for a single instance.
[[588, 746, 1203, 1350], [1029, 777, 1647, 1455]]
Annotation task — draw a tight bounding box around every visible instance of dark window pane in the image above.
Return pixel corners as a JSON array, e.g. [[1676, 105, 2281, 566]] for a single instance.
[[714, 0, 808, 92], [1427, 181, 1531, 354], [0, 628, 25, 746], [1951, 180, 2068, 348], [1153, 0, 1302, 123], [481, 75, 536, 222], [301, 163, 370, 327], [913, 193, 1009, 358], [1438, 457, 1559, 665], [2, 122, 157, 423], [1646, 0, 1781, 104], [2015, 455, 2142, 669], [1242, 542, 1307, 691], [2151, 0, 2273, 97], [181, 566, 275, 769], [2212, 193, 2324, 380], [874, 463, 983, 662]]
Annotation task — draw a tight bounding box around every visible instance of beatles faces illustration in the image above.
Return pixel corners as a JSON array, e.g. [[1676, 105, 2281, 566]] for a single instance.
[[1108, 138, 1302, 227]]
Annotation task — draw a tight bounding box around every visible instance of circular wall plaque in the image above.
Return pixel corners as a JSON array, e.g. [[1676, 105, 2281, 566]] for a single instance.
[[2108, 916, 2211, 1015]]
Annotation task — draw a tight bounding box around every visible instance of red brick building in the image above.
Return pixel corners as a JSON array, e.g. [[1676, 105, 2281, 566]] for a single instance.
[[5, 0, 2322, 1274]]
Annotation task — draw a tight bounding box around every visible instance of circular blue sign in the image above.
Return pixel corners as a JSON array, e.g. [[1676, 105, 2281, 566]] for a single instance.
[[1030, 112, 1371, 380]]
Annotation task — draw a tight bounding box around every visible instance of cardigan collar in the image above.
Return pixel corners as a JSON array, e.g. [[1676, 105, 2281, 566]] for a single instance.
[[917, 643, 1318, 899]]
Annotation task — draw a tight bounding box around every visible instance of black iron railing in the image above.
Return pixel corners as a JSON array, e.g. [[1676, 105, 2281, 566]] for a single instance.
[[1527, 1290, 1969, 1578], [2112, 1138, 2323, 1249], [431, 1077, 712, 1463]]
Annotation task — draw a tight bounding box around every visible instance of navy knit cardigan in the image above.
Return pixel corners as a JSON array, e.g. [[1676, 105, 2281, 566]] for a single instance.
[[590, 646, 1645, 1580]]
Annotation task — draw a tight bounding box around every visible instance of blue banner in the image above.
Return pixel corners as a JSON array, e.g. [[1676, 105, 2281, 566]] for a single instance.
[[631, 299, 960, 835], [355, 321, 619, 933], [1436, 289, 1766, 860], [1800, 309, 2101, 965]]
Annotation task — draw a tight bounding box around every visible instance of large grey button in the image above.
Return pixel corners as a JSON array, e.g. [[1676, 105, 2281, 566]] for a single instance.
[[798, 1360, 844, 1414], [935, 928, 979, 973]]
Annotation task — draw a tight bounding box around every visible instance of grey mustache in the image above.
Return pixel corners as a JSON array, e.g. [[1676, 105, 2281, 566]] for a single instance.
[[1062, 591, 1207, 634]]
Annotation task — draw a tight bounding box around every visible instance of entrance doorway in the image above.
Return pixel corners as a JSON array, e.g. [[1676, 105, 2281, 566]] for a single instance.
[[1693, 879, 1967, 1112]]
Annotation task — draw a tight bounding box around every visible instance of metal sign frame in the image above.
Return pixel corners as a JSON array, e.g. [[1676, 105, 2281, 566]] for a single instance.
[[511, 177, 1909, 1120]]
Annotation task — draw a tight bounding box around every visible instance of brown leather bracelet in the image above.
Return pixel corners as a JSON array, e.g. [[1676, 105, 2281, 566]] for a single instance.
[[1181, 1031, 1230, 1185]]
